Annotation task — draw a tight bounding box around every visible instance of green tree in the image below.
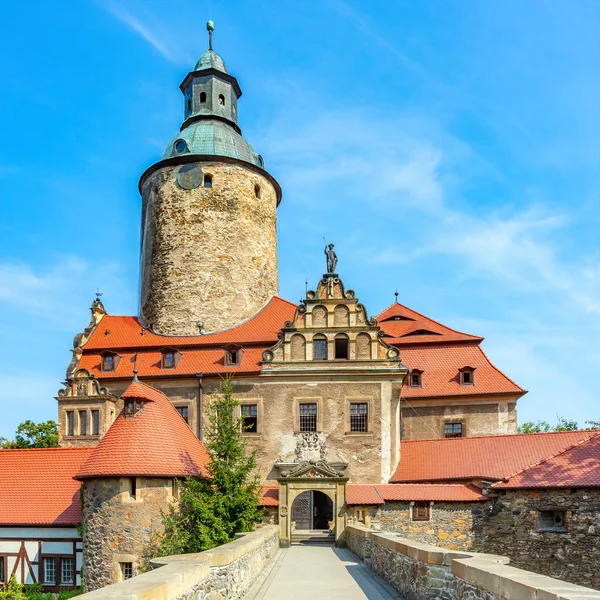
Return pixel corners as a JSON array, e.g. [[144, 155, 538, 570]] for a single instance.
[[157, 377, 263, 555], [518, 415, 579, 434], [0, 420, 58, 449], [585, 420, 600, 429], [0, 574, 27, 600]]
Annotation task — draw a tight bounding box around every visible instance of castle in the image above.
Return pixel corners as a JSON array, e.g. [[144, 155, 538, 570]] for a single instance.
[[0, 22, 598, 594]]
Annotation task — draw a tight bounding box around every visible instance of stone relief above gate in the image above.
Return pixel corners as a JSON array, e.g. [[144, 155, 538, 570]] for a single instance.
[[295, 432, 327, 462]]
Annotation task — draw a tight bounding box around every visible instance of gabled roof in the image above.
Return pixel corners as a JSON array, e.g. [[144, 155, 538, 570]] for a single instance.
[[493, 432, 600, 489], [82, 296, 296, 351], [76, 381, 210, 479], [391, 430, 598, 483], [399, 345, 524, 398], [347, 483, 486, 505], [377, 302, 482, 345], [0, 447, 93, 525]]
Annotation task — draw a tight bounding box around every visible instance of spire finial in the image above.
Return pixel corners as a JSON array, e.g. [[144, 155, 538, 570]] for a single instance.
[[394, 290, 399, 303], [95, 287, 103, 299], [131, 353, 139, 383], [207, 20, 215, 51]]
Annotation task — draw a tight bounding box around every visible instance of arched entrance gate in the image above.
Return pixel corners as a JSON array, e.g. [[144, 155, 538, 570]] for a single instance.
[[276, 460, 349, 547]]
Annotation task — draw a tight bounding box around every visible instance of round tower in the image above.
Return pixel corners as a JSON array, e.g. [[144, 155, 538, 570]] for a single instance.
[[139, 21, 281, 335]]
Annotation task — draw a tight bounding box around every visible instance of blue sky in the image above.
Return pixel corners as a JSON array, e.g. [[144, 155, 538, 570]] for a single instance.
[[0, 0, 598, 438]]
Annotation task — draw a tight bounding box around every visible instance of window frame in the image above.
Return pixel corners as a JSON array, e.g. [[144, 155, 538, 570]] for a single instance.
[[444, 422, 463, 439], [412, 501, 431, 522], [43, 557, 57, 586], [409, 370, 423, 388], [175, 405, 190, 424], [91, 409, 100, 436], [120, 562, 133, 581], [0, 555, 6, 586], [241, 403, 258, 434], [40, 555, 75, 587], [203, 174, 213, 188], [312, 335, 328, 361], [100, 351, 119, 372], [299, 402, 318, 433], [78, 410, 87, 436], [349, 402, 368, 433], [66, 411, 75, 437], [537, 508, 568, 532], [61, 557, 75, 586], [459, 367, 475, 386], [334, 334, 349, 360], [224, 345, 243, 367]]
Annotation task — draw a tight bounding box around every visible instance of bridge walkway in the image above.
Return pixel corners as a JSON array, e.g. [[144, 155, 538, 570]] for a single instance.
[[247, 544, 403, 600]]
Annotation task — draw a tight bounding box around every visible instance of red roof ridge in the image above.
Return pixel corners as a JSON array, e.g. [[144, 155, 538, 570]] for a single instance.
[[0, 447, 93, 453], [397, 429, 597, 445], [477, 346, 526, 394], [493, 431, 600, 485]]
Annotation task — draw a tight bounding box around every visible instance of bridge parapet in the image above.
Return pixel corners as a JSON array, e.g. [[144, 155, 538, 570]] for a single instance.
[[77, 525, 279, 600], [346, 524, 600, 600]]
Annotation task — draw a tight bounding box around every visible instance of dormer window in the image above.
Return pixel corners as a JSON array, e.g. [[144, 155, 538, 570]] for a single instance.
[[160, 348, 180, 369], [124, 399, 142, 418], [459, 367, 476, 386], [174, 139, 188, 154], [224, 345, 242, 367], [409, 370, 422, 388], [100, 351, 119, 372]]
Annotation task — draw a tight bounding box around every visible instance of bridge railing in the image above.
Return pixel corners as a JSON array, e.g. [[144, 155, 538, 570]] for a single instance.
[[346, 524, 600, 600], [78, 525, 279, 600]]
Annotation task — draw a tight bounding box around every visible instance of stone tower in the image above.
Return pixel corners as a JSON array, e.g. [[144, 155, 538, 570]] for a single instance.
[[139, 21, 281, 335]]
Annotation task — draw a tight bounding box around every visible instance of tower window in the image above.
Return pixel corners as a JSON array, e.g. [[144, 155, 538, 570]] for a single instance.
[[200, 91, 207, 103], [313, 336, 327, 360], [67, 411, 75, 436], [129, 477, 137, 500], [254, 184, 261, 198], [92, 409, 100, 436], [174, 139, 188, 154], [79, 410, 87, 436], [241, 404, 258, 433], [257, 155, 264, 168], [334, 335, 349, 360], [218, 94, 225, 106], [204, 174, 213, 188]]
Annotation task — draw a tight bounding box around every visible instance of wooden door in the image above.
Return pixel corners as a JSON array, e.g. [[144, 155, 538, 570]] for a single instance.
[[291, 491, 312, 530]]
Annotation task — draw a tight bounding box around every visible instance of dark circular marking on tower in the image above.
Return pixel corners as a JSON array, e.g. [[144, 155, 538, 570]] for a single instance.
[[177, 164, 204, 190]]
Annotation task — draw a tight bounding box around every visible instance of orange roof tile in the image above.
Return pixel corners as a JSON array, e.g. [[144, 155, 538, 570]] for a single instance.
[[76, 381, 210, 479], [391, 430, 598, 483], [347, 483, 486, 505], [399, 345, 524, 398], [0, 447, 92, 525], [377, 302, 482, 345], [259, 486, 279, 507], [493, 432, 600, 489], [83, 297, 296, 351]]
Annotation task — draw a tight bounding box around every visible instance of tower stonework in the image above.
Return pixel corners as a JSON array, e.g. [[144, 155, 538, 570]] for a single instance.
[[139, 23, 281, 335]]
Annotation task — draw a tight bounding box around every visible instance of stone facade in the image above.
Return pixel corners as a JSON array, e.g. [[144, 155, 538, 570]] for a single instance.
[[346, 524, 600, 600], [400, 398, 518, 440], [349, 501, 484, 551], [81, 476, 174, 590], [139, 161, 279, 335], [483, 488, 600, 590]]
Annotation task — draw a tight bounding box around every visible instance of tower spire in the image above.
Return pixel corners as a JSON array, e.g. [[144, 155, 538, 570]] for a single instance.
[[207, 20, 214, 51]]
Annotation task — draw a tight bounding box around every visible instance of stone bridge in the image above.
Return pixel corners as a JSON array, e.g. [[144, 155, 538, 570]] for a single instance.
[[77, 525, 600, 600]]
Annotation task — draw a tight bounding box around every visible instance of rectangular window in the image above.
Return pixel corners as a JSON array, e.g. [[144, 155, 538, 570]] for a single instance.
[[313, 339, 327, 360], [61, 558, 74, 586], [350, 403, 368, 432], [91, 410, 100, 436], [299, 403, 317, 432], [412, 502, 430, 521], [538, 509, 567, 531], [79, 410, 87, 436], [176, 406, 189, 424], [67, 411, 75, 436], [130, 478, 137, 500], [163, 352, 174, 368], [444, 423, 463, 438], [241, 404, 258, 433], [0, 556, 5, 585], [120, 562, 133, 580], [334, 337, 349, 359], [43, 557, 56, 585]]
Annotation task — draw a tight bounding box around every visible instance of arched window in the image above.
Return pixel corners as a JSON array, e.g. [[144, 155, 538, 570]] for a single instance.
[[355, 333, 371, 360], [200, 91, 207, 103], [312, 305, 327, 327], [334, 304, 349, 327], [204, 174, 213, 188], [334, 334, 349, 360], [312, 334, 327, 360], [254, 184, 261, 199], [290, 334, 306, 360], [218, 94, 225, 106]]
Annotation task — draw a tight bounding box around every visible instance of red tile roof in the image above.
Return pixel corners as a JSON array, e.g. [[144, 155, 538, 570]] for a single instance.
[[76, 381, 210, 479], [377, 302, 483, 345], [83, 297, 296, 351], [493, 432, 600, 489], [347, 483, 486, 504], [0, 447, 92, 525], [259, 486, 279, 507], [398, 345, 524, 398], [391, 430, 598, 483]]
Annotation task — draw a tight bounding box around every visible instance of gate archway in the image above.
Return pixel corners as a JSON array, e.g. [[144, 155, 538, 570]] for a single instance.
[[291, 490, 334, 530]]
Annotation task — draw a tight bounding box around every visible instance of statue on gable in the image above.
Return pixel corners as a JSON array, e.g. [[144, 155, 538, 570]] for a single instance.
[[324, 243, 338, 275]]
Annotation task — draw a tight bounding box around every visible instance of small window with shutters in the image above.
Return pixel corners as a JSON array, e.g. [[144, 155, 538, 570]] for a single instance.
[[412, 501, 430, 521]]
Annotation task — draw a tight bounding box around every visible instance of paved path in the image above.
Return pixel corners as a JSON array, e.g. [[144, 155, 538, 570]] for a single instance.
[[247, 545, 403, 600]]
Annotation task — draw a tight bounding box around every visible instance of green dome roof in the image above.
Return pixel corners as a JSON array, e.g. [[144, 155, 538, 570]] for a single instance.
[[194, 50, 227, 73], [163, 120, 261, 165]]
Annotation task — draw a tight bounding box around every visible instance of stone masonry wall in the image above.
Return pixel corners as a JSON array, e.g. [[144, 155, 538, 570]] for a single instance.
[[350, 501, 484, 551], [140, 162, 278, 335], [76, 525, 279, 600], [346, 524, 600, 600], [483, 488, 600, 590], [82, 477, 172, 591]]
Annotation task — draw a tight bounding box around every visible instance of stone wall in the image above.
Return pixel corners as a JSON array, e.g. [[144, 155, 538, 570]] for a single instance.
[[140, 161, 279, 335], [346, 524, 600, 600], [349, 501, 484, 551], [81, 477, 173, 590], [77, 525, 279, 600], [483, 488, 600, 590]]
